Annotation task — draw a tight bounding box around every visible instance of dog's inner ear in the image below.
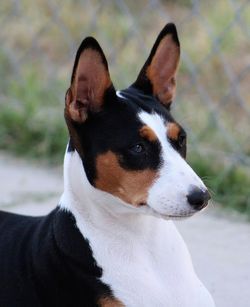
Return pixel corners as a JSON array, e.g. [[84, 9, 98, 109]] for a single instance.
[[133, 23, 180, 108], [65, 38, 114, 123]]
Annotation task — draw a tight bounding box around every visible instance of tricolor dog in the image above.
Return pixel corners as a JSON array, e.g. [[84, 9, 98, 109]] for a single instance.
[[0, 23, 215, 306]]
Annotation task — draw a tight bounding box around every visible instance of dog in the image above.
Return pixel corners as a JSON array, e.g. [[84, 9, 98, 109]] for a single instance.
[[0, 23, 215, 307]]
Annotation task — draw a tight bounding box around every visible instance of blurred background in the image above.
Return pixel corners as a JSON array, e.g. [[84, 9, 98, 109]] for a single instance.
[[0, 1, 250, 306], [0, 0, 249, 217]]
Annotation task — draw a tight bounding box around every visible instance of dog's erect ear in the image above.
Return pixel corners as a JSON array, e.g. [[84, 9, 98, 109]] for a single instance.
[[65, 37, 115, 123], [133, 23, 180, 108]]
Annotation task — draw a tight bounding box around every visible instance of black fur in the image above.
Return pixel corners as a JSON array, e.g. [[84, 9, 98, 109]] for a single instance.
[[0, 207, 113, 307], [67, 138, 75, 152], [68, 84, 186, 185]]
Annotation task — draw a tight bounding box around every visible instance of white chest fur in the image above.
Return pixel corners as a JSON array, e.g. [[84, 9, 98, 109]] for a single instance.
[[60, 151, 215, 307], [74, 211, 214, 307]]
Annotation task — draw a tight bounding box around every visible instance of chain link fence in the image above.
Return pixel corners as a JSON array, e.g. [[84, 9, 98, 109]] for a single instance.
[[0, 0, 249, 207]]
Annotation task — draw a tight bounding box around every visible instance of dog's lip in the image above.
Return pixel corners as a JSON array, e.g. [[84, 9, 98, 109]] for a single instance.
[[166, 213, 194, 218], [160, 212, 195, 219], [141, 204, 195, 219]]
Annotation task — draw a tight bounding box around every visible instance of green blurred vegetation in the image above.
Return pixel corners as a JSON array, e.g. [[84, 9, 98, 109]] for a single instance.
[[0, 0, 249, 217], [0, 66, 67, 163]]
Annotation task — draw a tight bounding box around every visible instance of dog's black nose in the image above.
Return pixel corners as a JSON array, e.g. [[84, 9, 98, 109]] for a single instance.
[[187, 187, 211, 210]]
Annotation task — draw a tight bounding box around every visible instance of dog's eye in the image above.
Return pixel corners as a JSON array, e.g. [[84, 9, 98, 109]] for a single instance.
[[178, 134, 186, 147], [129, 143, 145, 154]]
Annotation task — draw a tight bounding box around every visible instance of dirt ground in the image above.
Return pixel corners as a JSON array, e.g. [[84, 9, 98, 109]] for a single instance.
[[0, 153, 249, 307]]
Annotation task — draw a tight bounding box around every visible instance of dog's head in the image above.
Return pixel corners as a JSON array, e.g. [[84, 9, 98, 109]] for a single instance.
[[64, 23, 210, 219]]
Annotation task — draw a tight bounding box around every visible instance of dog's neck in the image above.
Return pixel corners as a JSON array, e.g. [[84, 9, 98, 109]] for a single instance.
[[60, 147, 160, 240], [58, 147, 215, 307]]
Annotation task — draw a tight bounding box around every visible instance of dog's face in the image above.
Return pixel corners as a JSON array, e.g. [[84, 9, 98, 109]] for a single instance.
[[65, 23, 210, 218]]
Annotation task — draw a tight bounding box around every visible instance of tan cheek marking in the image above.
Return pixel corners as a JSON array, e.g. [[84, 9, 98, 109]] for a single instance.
[[167, 122, 180, 140], [139, 125, 158, 142], [98, 296, 124, 307], [146, 35, 179, 105], [95, 151, 158, 207]]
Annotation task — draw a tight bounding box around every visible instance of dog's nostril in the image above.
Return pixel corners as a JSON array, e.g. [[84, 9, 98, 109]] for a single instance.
[[187, 188, 211, 210]]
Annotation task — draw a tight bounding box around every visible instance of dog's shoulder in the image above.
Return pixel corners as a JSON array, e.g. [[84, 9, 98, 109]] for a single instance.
[[0, 209, 40, 224], [0, 207, 116, 306]]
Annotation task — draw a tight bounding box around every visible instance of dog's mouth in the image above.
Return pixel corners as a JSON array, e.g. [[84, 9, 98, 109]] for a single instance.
[[138, 202, 147, 207], [162, 213, 195, 220], [138, 203, 196, 220], [159, 212, 195, 220]]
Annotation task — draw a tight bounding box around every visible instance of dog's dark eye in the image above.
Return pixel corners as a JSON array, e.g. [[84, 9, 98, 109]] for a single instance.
[[129, 143, 145, 154], [178, 134, 186, 147]]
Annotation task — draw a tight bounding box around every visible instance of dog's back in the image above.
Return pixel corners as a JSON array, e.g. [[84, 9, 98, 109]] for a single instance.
[[0, 209, 116, 307], [0, 211, 42, 306]]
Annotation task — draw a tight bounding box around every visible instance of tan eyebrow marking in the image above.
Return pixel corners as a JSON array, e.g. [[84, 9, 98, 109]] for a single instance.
[[167, 122, 180, 140], [139, 125, 158, 142]]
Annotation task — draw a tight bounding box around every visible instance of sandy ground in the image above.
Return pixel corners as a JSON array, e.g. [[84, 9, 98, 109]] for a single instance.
[[0, 153, 249, 307]]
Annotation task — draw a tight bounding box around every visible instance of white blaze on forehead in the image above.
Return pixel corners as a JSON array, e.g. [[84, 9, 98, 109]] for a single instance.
[[138, 110, 178, 164], [138, 111, 176, 156], [138, 111, 167, 145], [116, 90, 127, 100], [138, 110, 207, 217]]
